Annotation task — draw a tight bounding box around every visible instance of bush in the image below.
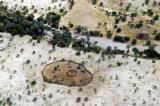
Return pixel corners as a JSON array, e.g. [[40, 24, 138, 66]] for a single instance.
[[155, 33, 160, 40], [106, 31, 112, 38], [153, 15, 159, 21], [124, 36, 130, 41], [147, 9, 154, 16], [131, 39, 137, 45], [91, 0, 97, 5], [131, 13, 137, 17], [145, 0, 150, 5], [112, 11, 117, 16], [116, 28, 121, 33], [69, 0, 74, 9], [31, 80, 36, 86]]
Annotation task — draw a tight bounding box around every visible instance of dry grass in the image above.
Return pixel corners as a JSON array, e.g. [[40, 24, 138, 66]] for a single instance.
[[60, 0, 114, 33]]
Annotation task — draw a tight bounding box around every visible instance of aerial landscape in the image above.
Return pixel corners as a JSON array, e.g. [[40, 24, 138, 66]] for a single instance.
[[0, 0, 160, 106]]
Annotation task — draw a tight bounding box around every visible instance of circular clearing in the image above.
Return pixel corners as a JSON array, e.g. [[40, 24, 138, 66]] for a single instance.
[[66, 70, 77, 77]]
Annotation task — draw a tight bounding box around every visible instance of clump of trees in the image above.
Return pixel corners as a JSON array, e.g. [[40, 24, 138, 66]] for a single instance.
[[0, 3, 63, 40], [143, 45, 160, 59], [50, 31, 72, 47], [113, 35, 130, 43], [74, 25, 103, 37], [88, 45, 102, 54], [72, 38, 85, 51], [45, 12, 61, 29], [132, 45, 160, 59], [72, 38, 101, 54], [0, 4, 46, 40], [0, 10, 45, 39]]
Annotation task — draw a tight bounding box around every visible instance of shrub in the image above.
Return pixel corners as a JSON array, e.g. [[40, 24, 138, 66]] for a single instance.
[[106, 31, 112, 38], [155, 33, 160, 40], [135, 21, 143, 28], [145, 40, 151, 46], [116, 28, 121, 33], [153, 15, 159, 21], [0, 22, 4, 32], [114, 35, 123, 42], [31, 80, 36, 86], [132, 47, 140, 56], [131, 39, 137, 45], [112, 11, 117, 16], [126, 3, 132, 11], [124, 36, 130, 41], [145, 0, 150, 5], [69, 0, 74, 9], [131, 13, 137, 17], [147, 9, 154, 16], [91, 0, 97, 5], [100, 2, 103, 7]]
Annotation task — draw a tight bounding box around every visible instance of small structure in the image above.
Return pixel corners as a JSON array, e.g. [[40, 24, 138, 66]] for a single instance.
[[42, 60, 93, 86]]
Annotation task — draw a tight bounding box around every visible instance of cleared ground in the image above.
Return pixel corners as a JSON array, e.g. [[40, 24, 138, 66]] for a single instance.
[[42, 60, 93, 86]]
